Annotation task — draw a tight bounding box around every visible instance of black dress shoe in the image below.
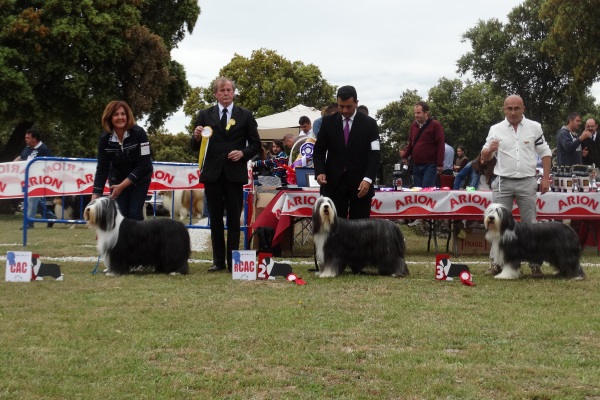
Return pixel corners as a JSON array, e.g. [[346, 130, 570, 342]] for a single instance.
[[207, 264, 226, 272]]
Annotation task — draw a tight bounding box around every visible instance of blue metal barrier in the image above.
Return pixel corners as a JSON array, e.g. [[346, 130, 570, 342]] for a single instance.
[[21, 157, 252, 249]]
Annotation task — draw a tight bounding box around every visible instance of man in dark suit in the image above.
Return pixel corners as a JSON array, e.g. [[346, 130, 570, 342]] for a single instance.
[[313, 85, 381, 219], [582, 118, 600, 168], [191, 77, 261, 272]]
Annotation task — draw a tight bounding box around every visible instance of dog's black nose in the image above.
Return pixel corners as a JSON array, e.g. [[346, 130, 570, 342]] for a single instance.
[[488, 216, 495, 222]]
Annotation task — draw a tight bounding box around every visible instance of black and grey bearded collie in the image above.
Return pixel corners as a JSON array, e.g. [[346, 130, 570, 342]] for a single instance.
[[484, 203, 584, 280], [312, 196, 408, 278], [84, 197, 190, 276]]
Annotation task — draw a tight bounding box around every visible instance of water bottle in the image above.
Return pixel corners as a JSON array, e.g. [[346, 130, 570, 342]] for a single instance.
[[392, 164, 402, 190]]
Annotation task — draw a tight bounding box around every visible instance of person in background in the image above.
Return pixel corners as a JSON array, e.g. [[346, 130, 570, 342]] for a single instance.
[[581, 118, 600, 168], [442, 140, 455, 175], [403, 101, 445, 188], [14, 128, 57, 229], [283, 133, 296, 154], [358, 104, 379, 187], [92, 100, 153, 221], [556, 112, 589, 167], [453, 155, 496, 190], [298, 116, 314, 139], [313, 85, 381, 219], [454, 145, 469, 172], [253, 139, 288, 186], [313, 102, 338, 137], [251, 143, 269, 186], [191, 77, 261, 272], [481, 94, 552, 277]]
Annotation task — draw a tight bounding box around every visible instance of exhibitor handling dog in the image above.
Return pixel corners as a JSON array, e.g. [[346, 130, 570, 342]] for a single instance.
[[480, 94, 552, 277]]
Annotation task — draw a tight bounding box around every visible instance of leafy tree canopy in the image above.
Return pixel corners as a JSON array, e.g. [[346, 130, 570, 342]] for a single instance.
[[541, 0, 600, 90], [183, 49, 337, 130], [428, 78, 504, 157], [456, 0, 596, 137], [0, 0, 200, 161], [150, 130, 196, 163]]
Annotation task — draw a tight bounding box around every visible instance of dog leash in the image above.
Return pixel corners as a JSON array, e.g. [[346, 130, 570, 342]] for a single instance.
[[91, 255, 101, 275]]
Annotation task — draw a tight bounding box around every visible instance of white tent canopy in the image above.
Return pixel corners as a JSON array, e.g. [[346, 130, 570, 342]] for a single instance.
[[255, 105, 322, 140]]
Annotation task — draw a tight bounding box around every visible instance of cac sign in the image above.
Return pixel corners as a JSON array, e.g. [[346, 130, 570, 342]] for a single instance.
[[5, 251, 32, 282]]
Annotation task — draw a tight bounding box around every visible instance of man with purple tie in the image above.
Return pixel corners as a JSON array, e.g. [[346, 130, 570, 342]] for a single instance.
[[313, 85, 381, 219]]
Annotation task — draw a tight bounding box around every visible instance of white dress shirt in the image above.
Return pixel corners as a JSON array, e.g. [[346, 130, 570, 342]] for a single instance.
[[483, 116, 552, 178]]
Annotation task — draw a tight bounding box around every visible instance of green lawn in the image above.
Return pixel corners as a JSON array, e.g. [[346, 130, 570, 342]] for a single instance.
[[0, 214, 599, 399]]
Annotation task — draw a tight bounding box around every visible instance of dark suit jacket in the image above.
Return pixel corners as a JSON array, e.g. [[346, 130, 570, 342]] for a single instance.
[[582, 133, 600, 167], [191, 104, 261, 183], [313, 111, 381, 197]]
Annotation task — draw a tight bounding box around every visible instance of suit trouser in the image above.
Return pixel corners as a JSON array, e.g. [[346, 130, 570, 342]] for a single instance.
[[325, 172, 372, 219], [204, 175, 243, 269], [490, 176, 539, 268], [491, 176, 537, 223]]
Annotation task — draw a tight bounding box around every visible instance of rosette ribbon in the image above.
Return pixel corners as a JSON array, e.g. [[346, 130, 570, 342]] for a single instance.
[[459, 271, 475, 286], [291, 140, 315, 168], [286, 273, 306, 285], [198, 126, 213, 171]]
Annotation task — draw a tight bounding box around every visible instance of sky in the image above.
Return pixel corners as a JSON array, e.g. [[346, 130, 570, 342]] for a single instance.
[[162, 0, 598, 133]]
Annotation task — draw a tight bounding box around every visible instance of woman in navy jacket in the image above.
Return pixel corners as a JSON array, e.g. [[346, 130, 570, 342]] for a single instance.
[[92, 100, 153, 221]]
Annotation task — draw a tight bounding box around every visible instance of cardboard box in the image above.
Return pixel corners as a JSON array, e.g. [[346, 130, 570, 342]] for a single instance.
[[453, 227, 489, 255], [254, 192, 277, 223]]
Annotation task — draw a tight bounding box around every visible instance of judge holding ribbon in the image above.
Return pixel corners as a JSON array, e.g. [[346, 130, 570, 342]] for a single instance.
[[191, 77, 261, 272]]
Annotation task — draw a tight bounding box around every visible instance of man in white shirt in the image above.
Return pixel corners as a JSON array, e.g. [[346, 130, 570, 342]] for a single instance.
[[481, 95, 552, 277], [442, 142, 455, 175], [298, 116, 315, 139]]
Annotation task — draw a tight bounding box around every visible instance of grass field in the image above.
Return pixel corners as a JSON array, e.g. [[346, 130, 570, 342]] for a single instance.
[[0, 213, 599, 399]]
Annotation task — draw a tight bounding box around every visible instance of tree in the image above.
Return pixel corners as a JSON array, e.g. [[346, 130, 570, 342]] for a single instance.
[[149, 131, 196, 163], [428, 78, 504, 159], [456, 0, 594, 137], [0, 0, 200, 161], [540, 0, 600, 92], [184, 49, 337, 125]]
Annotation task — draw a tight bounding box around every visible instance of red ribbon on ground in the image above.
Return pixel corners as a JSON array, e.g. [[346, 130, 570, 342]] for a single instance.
[[459, 271, 475, 286], [286, 273, 306, 285]]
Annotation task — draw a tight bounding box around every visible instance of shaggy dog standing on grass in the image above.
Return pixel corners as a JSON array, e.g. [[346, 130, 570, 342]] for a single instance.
[[484, 203, 584, 280], [312, 196, 408, 278], [84, 197, 190, 276]]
